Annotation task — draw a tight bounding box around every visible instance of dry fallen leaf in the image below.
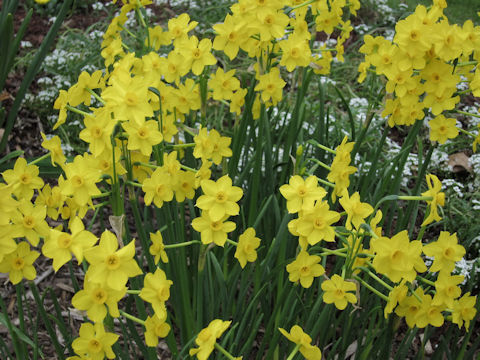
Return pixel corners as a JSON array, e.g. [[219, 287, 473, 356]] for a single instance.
[[449, 152, 472, 173]]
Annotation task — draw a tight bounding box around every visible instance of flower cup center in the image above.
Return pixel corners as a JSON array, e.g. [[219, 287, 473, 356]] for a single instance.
[[88, 339, 102, 353], [216, 191, 227, 203], [72, 175, 84, 188], [125, 92, 138, 106], [58, 234, 72, 249], [12, 257, 25, 270], [92, 289, 107, 304], [106, 254, 120, 270], [157, 287, 170, 301], [210, 221, 222, 231], [23, 216, 35, 229], [20, 173, 31, 184]]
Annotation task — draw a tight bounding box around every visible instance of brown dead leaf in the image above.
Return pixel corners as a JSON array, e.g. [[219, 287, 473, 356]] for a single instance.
[[0, 90, 10, 101], [449, 152, 472, 173]]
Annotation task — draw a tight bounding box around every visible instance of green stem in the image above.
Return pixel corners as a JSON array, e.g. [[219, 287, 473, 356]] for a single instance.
[[398, 195, 433, 201], [225, 239, 238, 246], [134, 161, 159, 169], [86, 87, 105, 105], [317, 177, 335, 188], [119, 25, 139, 39], [456, 110, 480, 119], [286, 344, 301, 360], [126, 290, 141, 295], [458, 127, 477, 138], [178, 122, 197, 137], [353, 275, 389, 301], [126, 180, 143, 188], [180, 164, 198, 173], [93, 201, 109, 209], [91, 192, 111, 199], [308, 140, 336, 154], [163, 240, 202, 249], [28, 153, 50, 165], [65, 104, 92, 117], [358, 266, 393, 291], [214, 342, 237, 360], [289, 0, 315, 11], [416, 276, 435, 287], [119, 310, 145, 325], [306, 158, 331, 171], [167, 142, 196, 149]]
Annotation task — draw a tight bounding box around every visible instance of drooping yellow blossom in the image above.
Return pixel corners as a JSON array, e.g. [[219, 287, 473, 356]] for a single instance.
[[41, 133, 66, 167], [144, 313, 171, 347], [279, 325, 322, 360], [339, 191, 374, 230], [149, 230, 168, 264], [139, 268, 173, 318], [189, 319, 231, 360], [423, 231, 465, 274], [234, 227, 261, 268], [421, 174, 445, 226]]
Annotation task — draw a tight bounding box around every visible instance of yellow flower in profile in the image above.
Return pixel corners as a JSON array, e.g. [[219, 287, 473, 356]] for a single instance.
[[0, 242, 39, 284], [279, 325, 322, 360], [144, 313, 171, 347], [452, 292, 477, 330], [234, 228, 261, 268], [423, 231, 465, 273], [286, 251, 325, 288], [149, 230, 168, 264], [321, 274, 357, 310], [189, 319, 231, 360], [35, 0, 50, 4], [71, 322, 118, 360], [41, 133, 66, 167], [339, 191, 374, 230], [53, 89, 69, 129], [421, 174, 445, 226], [428, 115, 458, 144], [139, 268, 173, 318]]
